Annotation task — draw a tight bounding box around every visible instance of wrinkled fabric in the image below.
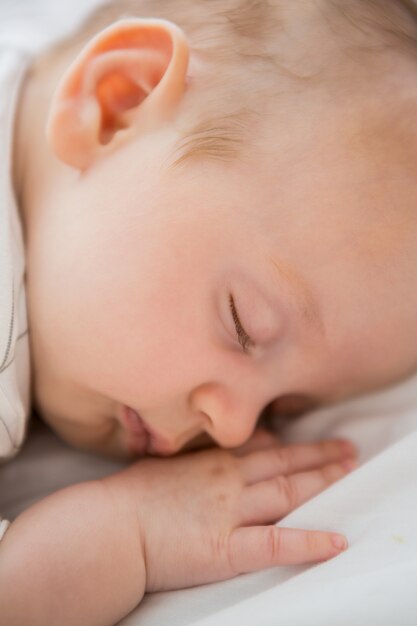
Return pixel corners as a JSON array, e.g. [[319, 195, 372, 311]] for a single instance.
[[0, 47, 31, 464]]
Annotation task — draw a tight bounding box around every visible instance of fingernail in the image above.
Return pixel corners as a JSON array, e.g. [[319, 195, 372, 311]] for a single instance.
[[332, 534, 348, 551], [341, 458, 358, 472]]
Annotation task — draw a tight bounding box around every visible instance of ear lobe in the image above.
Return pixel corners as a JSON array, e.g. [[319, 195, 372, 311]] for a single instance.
[[46, 18, 189, 171]]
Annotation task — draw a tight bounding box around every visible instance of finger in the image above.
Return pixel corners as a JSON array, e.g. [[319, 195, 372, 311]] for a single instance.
[[232, 428, 281, 458], [239, 439, 357, 484], [227, 526, 348, 574], [239, 460, 356, 526]]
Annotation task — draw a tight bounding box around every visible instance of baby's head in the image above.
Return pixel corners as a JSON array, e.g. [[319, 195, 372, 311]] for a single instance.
[[15, 0, 417, 460]]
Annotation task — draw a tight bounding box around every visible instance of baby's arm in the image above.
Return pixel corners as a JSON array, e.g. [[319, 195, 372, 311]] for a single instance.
[[0, 479, 146, 625], [0, 430, 356, 625]]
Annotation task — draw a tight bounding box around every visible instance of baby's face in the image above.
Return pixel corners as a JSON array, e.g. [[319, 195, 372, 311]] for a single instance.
[[26, 86, 417, 461]]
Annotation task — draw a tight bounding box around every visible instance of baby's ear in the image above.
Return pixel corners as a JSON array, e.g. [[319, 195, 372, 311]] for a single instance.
[[46, 18, 189, 171]]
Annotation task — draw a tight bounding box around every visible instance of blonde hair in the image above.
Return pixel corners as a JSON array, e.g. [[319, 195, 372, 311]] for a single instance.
[[36, 0, 417, 169]]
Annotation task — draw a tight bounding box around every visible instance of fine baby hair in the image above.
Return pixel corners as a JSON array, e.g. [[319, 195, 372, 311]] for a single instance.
[[36, 0, 417, 170]]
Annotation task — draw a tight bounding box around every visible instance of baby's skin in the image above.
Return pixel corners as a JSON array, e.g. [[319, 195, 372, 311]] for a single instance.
[[0, 429, 357, 624]]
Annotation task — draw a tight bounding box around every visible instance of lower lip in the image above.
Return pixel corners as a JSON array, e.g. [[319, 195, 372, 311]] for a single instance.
[[121, 406, 176, 456]]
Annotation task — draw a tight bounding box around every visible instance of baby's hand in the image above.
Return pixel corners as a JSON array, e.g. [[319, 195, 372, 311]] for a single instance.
[[104, 430, 357, 593]]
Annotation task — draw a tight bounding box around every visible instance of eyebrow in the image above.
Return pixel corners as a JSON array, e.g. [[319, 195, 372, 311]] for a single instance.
[[268, 257, 325, 336]]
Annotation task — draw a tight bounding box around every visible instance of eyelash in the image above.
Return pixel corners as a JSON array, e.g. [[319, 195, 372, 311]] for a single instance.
[[229, 294, 255, 354]]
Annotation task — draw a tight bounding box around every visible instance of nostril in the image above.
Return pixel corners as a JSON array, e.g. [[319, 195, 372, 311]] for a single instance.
[[189, 384, 262, 447]]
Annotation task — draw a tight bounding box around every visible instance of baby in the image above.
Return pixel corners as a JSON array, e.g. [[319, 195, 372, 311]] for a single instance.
[[1, 0, 417, 623]]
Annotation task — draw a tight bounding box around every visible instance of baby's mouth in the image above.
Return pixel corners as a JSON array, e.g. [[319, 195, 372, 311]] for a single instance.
[[120, 405, 177, 456]]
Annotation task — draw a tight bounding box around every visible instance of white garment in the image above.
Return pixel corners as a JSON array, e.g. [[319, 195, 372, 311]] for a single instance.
[[0, 46, 32, 539]]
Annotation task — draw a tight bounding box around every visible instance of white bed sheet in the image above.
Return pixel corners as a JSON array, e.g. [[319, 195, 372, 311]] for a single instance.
[[1, 1, 417, 624]]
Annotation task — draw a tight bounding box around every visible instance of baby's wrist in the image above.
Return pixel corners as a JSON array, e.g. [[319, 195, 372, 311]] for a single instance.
[[0, 479, 147, 624], [99, 469, 148, 583]]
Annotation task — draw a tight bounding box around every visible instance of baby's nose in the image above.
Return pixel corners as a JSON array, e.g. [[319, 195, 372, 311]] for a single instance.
[[189, 383, 262, 449]]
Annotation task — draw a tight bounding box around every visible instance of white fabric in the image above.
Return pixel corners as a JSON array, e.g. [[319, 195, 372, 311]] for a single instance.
[[0, 2, 416, 624], [0, 46, 32, 544], [0, 47, 31, 463], [0, 0, 105, 56], [0, 519, 11, 542]]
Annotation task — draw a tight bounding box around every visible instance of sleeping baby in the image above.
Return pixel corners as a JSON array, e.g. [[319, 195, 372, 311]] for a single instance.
[[1, 0, 416, 623]]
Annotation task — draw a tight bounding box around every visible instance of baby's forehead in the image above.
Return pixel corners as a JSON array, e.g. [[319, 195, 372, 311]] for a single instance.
[[233, 95, 416, 216], [350, 95, 417, 176]]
